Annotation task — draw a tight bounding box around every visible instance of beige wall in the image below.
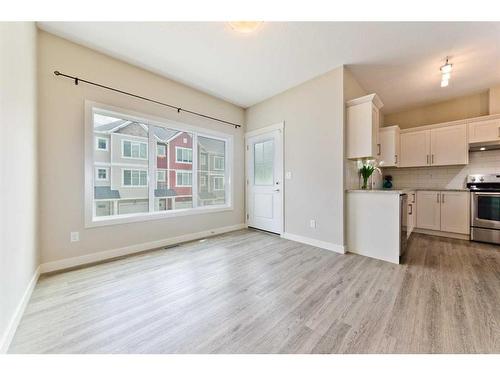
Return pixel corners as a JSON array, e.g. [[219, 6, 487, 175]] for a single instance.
[[245, 67, 345, 248], [489, 85, 500, 115], [0, 22, 39, 351], [343, 67, 368, 190], [38, 30, 245, 264], [384, 91, 489, 129]]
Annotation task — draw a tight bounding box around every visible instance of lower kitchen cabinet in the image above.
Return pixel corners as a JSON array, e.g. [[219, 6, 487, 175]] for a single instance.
[[440, 191, 470, 234], [416, 191, 441, 230], [416, 190, 470, 235]]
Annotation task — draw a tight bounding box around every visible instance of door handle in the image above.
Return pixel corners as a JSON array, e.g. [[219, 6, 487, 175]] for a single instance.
[[441, 193, 445, 203], [409, 204, 413, 215], [426, 155, 429, 165], [412, 193, 416, 203], [273, 188, 280, 192], [437, 193, 440, 203], [431, 154, 434, 164], [377, 144, 381, 156], [395, 154, 398, 164]]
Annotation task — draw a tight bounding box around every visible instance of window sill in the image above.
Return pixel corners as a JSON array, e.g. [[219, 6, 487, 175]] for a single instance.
[[86, 204, 233, 228]]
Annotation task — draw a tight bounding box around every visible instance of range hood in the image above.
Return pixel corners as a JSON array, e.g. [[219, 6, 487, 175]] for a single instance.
[[469, 140, 500, 152]]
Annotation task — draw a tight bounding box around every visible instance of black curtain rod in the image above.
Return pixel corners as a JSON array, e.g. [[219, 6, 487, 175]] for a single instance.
[[53, 71, 242, 129]]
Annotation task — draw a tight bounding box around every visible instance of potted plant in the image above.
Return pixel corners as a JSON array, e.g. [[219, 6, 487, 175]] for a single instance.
[[357, 159, 384, 189]]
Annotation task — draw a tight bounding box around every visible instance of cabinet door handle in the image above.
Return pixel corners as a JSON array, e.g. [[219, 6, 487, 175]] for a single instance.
[[437, 193, 440, 203], [412, 193, 416, 203], [377, 144, 381, 156], [431, 154, 434, 164], [408, 204, 413, 215], [426, 155, 429, 165], [395, 154, 398, 164], [498, 127, 500, 138], [441, 193, 445, 203]]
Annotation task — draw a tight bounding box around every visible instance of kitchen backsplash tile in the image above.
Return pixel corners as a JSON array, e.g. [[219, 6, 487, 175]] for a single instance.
[[383, 149, 500, 189]]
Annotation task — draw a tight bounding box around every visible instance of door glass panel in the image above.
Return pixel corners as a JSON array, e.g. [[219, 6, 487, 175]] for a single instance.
[[254, 139, 274, 186], [477, 196, 500, 221]]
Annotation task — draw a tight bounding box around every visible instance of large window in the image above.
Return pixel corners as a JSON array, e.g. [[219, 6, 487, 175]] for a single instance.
[[87, 103, 232, 226]]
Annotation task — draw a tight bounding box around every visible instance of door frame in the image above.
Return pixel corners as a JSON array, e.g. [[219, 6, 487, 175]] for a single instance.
[[245, 122, 285, 235]]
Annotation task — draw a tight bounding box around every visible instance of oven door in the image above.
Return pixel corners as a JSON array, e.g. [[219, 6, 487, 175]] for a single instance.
[[472, 192, 500, 230]]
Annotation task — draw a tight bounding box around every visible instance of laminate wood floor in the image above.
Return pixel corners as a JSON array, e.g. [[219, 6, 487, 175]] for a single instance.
[[8, 229, 500, 353]]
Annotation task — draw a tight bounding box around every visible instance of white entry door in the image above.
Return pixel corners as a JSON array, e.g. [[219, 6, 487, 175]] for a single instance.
[[246, 125, 283, 234]]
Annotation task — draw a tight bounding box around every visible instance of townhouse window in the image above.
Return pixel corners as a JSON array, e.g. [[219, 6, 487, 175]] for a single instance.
[[157, 144, 166, 157], [86, 103, 233, 227], [176, 171, 192, 187], [214, 156, 224, 170], [123, 169, 148, 187], [176, 147, 192, 163], [95, 167, 109, 181], [213, 176, 224, 191], [96, 137, 108, 151], [123, 140, 148, 159], [157, 170, 166, 182]]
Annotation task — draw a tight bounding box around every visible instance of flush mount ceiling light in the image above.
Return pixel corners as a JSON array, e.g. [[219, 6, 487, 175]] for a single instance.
[[440, 57, 453, 87], [228, 21, 263, 34]]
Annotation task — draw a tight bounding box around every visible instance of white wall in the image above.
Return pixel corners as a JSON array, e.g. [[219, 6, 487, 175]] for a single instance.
[[245, 67, 345, 250], [0, 22, 39, 352], [38, 31, 245, 265]]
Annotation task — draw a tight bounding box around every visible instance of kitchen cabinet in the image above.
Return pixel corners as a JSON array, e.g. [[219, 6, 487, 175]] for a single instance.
[[400, 124, 468, 167], [416, 191, 441, 230], [416, 190, 469, 234], [468, 118, 500, 144], [407, 191, 416, 237], [378, 125, 400, 167], [430, 124, 468, 166], [440, 191, 470, 234], [400, 130, 431, 167], [346, 93, 384, 159]]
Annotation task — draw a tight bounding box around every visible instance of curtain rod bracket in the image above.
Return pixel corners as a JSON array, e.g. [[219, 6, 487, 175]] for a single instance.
[[177, 108, 181, 113], [75, 77, 79, 85]]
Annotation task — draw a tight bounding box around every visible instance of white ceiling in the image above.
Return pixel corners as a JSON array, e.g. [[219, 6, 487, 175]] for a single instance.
[[37, 22, 500, 113]]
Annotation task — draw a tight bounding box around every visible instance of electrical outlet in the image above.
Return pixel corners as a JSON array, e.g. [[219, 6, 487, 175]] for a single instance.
[[285, 171, 292, 180], [70, 231, 80, 242], [310, 219, 316, 229]]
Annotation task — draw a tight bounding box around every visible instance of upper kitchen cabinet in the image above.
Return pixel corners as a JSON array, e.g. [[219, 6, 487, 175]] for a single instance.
[[378, 125, 400, 167], [400, 129, 431, 167], [468, 118, 500, 144], [430, 124, 468, 166], [346, 93, 384, 159], [400, 123, 468, 167]]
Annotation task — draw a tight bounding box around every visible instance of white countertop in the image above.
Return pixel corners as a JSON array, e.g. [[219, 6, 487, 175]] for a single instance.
[[346, 188, 468, 194]]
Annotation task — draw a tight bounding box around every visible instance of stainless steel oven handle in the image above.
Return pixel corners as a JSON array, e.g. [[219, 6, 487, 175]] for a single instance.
[[472, 192, 500, 196]]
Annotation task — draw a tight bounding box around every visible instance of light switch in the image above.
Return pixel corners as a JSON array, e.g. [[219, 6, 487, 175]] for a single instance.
[[70, 231, 80, 242]]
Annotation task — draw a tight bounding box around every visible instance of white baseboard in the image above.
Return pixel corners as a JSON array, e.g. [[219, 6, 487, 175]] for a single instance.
[[413, 228, 470, 241], [0, 265, 40, 354], [282, 232, 345, 254], [40, 223, 246, 274]]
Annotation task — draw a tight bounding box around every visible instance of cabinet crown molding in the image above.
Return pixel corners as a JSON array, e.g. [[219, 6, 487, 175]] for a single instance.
[[346, 93, 384, 109]]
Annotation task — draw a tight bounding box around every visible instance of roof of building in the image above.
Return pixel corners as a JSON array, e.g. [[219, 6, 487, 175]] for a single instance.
[[94, 120, 181, 142], [154, 188, 177, 198], [94, 186, 121, 200]]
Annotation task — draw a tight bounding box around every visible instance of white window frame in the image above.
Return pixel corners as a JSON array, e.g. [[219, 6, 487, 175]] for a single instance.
[[175, 146, 193, 164], [200, 153, 207, 167], [213, 176, 224, 191], [157, 170, 166, 182], [122, 168, 148, 187], [95, 167, 109, 181], [157, 144, 166, 157], [176, 170, 192, 187], [95, 137, 109, 151], [122, 139, 148, 160], [85, 101, 234, 228], [213, 156, 225, 171]]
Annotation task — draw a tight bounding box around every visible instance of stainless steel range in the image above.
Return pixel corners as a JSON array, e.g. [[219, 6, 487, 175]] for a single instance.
[[467, 174, 500, 245]]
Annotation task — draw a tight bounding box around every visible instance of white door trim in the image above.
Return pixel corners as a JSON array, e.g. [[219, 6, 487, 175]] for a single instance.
[[245, 122, 284, 139], [245, 122, 285, 235]]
